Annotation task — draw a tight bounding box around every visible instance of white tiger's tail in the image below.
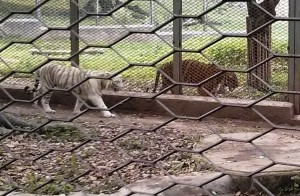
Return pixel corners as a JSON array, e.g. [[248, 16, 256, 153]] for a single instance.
[[153, 69, 161, 93], [24, 78, 40, 94]]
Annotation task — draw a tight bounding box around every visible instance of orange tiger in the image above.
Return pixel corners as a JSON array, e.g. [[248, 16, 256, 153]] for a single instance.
[[153, 59, 239, 96]]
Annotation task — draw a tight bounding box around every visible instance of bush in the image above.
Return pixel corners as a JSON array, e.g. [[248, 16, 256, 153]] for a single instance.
[[205, 38, 247, 69], [200, 38, 288, 70]]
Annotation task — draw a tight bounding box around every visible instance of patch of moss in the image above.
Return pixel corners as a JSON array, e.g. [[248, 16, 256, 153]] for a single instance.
[[41, 124, 86, 142]]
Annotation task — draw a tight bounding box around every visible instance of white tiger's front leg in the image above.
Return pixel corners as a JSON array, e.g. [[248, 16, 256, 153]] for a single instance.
[[89, 95, 115, 118], [33, 86, 55, 113], [32, 84, 43, 107]]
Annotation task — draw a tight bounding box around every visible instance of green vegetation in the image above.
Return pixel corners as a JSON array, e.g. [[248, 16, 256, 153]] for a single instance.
[[25, 174, 74, 195], [238, 174, 300, 196], [165, 153, 214, 175], [278, 175, 300, 195], [118, 137, 146, 150], [41, 123, 86, 142], [0, 38, 171, 81]]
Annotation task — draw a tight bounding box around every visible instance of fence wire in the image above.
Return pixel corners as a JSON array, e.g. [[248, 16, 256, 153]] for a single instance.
[[0, 0, 300, 196]]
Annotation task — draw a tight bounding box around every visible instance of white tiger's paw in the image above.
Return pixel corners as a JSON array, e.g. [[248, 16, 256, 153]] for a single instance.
[[45, 109, 56, 113], [73, 110, 81, 115], [102, 112, 116, 118]]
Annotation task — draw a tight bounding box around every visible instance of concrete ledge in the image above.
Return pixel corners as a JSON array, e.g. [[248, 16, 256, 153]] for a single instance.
[[0, 86, 296, 125], [29, 48, 105, 56]]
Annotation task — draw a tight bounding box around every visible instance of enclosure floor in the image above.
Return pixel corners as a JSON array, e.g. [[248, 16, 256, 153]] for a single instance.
[[1, 102, 300, 194], [1, 102, 272, 133]]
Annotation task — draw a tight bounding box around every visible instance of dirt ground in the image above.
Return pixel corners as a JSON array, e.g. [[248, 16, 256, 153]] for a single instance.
[[0, 102, 299, 195]]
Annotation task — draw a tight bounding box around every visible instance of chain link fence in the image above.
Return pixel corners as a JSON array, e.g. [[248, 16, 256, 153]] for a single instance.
[[1, 0, 300, 195]]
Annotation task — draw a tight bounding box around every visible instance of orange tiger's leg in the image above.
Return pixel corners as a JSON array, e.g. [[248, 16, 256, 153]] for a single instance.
[[197, 86, 209, 96], [199, 81, 215, 96], [160, 78, 173, 94]]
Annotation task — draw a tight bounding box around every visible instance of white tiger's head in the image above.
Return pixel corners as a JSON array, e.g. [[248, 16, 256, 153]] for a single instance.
[[109, 75, 124, 92], [87, 70, 124, 92]]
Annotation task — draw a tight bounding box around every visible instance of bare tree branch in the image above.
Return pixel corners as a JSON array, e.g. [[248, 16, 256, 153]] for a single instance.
[[0, 113, 78, 135], [83, 0, 148, 19]]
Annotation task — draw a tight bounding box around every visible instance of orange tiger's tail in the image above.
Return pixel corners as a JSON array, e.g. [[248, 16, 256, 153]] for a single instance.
[[153, 69, 161, 93]]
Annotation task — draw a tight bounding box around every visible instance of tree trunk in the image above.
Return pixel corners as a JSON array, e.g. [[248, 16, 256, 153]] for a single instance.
[[0, 113, 37, 135], [0, 113, 36, 129], [0, 113, 77, 135], [246, 0, 280, 91], [246, 17, 271, 91]]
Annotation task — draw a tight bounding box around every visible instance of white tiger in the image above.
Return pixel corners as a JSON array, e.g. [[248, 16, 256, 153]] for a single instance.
[[25, 64, 124, 118]]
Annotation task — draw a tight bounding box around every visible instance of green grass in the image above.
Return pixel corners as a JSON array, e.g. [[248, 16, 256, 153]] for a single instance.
[[25, 173, 74, 195], [0, 36, 289, 91], [0, 38, 172, 81], [0, 43, 48, 74]]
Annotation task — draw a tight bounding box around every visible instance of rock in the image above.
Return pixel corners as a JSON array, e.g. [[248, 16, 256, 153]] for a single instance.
[[122, 172, 236, 196], [0, 172, 236, 196]]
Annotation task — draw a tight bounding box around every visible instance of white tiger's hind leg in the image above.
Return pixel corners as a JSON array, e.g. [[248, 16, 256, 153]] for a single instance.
[[73, 98, 84, 115], [41, 92, 56, 113], [32, 91, 39, 107], [89, 95, 115, 118], [32, 85, 54, 113], [32, 84, 43, 107]]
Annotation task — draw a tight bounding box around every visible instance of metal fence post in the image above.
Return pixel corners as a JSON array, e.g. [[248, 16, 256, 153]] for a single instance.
[[288, 0, 300, 114], [150, 0, 154, 25], [96, 0, 100, 26], [35, 0, 42, 20], [70, 0, 80, 67], [173, 0, 182, 94], [202, 0, 207, 31]]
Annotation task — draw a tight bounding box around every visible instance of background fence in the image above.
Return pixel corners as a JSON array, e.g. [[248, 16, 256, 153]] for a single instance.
[[1, 0, 300, 195], [0, 0, 291, 101]]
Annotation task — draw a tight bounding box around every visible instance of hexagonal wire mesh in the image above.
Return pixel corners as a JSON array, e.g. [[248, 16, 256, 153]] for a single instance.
[[0, 0, 300, 195]]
